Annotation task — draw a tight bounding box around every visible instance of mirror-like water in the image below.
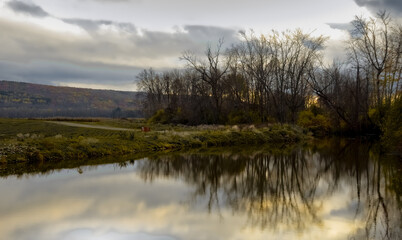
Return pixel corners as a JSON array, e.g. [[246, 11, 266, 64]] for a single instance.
[[0, 139, 400, 240]]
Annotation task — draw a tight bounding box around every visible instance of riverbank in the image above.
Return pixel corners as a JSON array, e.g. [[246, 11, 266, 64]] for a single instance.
[[0, 119, 308, 163]]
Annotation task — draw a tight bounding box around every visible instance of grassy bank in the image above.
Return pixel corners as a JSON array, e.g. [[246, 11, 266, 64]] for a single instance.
[[0, 118, 308, 163], [0, 144, 304, 177]]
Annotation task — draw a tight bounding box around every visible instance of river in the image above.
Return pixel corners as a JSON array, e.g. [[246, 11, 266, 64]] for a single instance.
[[0, 139, 400, 240]]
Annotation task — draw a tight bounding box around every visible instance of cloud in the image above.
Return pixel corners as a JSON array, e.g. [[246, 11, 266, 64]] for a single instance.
[[184, 25, 240, 46], [87, 0, 136, 2], [0, 60, 142, 91], [0, 14, 239, 89], [0, 17, 239, 64], [0, 0, 240, 89], [2, 1, 240, 62], [354, 0, 402, 16], [326, 22, 356, 37], [5, 1, 139, 34], [6, 0, 49, 18], [62, 18, 137, 33], [327, 23, 354, 32]]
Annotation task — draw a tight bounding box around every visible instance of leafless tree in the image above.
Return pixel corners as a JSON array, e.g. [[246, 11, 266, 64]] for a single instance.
[[351, 12, 396, 109], [136, 68, 165, 117], [271, 30, 326, 122], [137, 12, 400, 130], [182, 39, 231, 122]]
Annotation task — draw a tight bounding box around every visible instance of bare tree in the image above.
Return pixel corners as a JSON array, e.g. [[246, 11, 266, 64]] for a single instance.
[[232, 30, 326, 123], [279, 30, 326, 122], [235, 31, 274, 121], [351, 12, 394, 109], [137, 13, 400, 131], [136, 68, 165, 117], [182, 39, 231, 123]]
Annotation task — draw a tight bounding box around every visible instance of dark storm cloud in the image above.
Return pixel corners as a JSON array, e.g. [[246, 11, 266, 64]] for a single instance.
[[354, 0, 402, 16], [6, 0, 49, 18]]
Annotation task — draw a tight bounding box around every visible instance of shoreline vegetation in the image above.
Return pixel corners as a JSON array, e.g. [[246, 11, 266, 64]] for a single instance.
[[136, 12, 401, 151], [0, 118, 308, 164], [0, 143, 303, 178]]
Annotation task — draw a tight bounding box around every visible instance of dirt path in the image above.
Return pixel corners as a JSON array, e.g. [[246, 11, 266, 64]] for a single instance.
[[47, 121, 137, 131]]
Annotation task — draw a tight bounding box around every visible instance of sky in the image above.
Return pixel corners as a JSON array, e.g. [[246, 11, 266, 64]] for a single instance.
[[0, 0, 401, 91]]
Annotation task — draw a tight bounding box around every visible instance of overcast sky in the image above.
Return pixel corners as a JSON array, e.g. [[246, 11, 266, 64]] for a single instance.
[[0, 0, 400, 91]]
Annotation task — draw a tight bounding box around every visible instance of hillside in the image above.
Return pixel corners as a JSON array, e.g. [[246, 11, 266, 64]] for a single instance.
[[0, 80, 144, 118]]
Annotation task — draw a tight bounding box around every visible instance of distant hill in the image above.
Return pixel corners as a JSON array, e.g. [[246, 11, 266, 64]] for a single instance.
[[0, 80, 144, 118]]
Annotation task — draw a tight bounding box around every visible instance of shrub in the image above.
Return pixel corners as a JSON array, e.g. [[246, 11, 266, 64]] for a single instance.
[[26, 151, 44, 162], [148, 108, 188, 124], [148, 109, 171, 124], [297, 109, 331, 136], [382, 97, 402, 154], [227, 110, 261, 125]]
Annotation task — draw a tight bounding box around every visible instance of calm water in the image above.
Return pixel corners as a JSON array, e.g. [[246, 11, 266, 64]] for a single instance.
[[0, 140, 400, 240]]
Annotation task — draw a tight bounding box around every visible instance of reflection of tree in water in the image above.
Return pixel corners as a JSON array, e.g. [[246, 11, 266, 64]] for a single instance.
[[343, 146, 400, 239], [225, 152, 324, 231], [135, 140, 401, 238], [136, 149, 326, 232], [319, 139, 401, 240]]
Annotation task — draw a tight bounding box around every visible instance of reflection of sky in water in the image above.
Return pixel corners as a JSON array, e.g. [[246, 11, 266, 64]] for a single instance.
[[0, 158, 395, 240]]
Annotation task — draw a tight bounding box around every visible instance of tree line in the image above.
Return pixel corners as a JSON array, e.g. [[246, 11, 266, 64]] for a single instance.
[[137, 12, 401, 134]]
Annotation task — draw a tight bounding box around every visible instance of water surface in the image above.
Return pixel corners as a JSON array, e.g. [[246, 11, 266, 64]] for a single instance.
[[0, 140, 400, 240]]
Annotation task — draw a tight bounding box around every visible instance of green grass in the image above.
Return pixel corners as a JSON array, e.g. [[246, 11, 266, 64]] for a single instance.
[[0, 118, 308, 163], [53, 118, 192, 132], [0, 144, 302, 177]]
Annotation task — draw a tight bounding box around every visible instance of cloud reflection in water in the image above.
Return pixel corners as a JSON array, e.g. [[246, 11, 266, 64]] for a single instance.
[[0, 140, 400, 240]]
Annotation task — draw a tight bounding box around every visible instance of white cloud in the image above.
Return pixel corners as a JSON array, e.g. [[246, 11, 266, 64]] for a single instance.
[[0, 0, 394, 89], [0, 8, 239, 89]]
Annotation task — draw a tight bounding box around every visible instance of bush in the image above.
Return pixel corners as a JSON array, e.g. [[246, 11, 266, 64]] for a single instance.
[[382, 97, 402, 154], [227, 110, 261, 125], [297, 109, 331, 136], [148, 109, 171, 124], [148, 108, 189, 124], [26, 150, 44, 162]]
